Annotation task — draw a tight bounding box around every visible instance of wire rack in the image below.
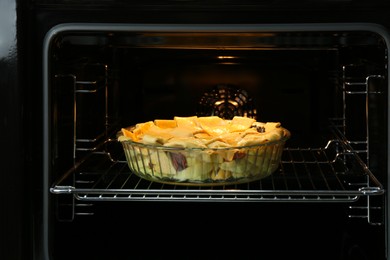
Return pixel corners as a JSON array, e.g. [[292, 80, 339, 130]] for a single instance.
[[50, 138, 384, 203]]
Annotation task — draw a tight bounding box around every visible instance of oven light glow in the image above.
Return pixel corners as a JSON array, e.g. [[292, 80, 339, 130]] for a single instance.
[[217, 56, 237, 59]]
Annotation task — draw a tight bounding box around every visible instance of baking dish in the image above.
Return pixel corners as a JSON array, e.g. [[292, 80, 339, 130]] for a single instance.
[[117, 126, 290, 186]]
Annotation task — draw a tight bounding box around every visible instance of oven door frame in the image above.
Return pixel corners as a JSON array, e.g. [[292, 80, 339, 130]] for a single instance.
[[42, 22, 390, 260]]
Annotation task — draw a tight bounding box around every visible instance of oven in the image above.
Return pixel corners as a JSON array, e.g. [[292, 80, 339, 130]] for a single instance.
[[3, 1, 390, 260]]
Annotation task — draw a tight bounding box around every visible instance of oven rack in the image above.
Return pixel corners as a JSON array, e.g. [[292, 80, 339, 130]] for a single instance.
[[50, 137, 384, 203]]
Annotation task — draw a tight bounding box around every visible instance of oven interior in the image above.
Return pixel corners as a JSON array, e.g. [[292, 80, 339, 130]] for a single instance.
[[46, 25, 387, 259]]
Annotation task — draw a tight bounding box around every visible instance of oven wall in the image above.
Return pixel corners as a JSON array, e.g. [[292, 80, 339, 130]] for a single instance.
[[0, 0, 31, 260], [31, 0, 390, 25]]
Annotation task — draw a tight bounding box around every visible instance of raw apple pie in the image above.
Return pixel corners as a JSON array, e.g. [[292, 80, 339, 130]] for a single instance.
[[117, 116, 290, 186]]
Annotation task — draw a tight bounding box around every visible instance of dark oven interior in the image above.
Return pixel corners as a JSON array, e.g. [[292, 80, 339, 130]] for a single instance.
[[45, 25, 387, 259]]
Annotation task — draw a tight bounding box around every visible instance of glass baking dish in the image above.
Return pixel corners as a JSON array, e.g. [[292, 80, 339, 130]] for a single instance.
[[118, 127, 290, 186]]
